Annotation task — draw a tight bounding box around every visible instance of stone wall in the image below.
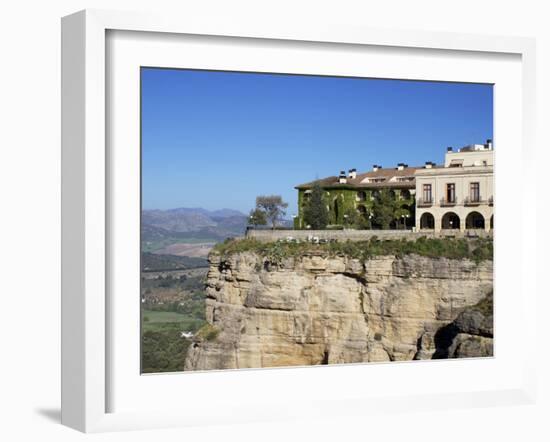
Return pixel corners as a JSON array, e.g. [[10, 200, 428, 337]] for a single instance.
[[245, 228, 492, 242]]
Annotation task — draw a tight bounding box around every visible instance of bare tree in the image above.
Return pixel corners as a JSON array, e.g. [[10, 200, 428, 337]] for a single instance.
[[255, 195, 288, 229]]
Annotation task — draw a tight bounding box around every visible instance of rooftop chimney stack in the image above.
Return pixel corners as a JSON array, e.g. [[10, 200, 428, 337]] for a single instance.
[[447, 146, 453, 152], [372, 164, 379, 172], [348, 168, 357, 179], [338, 170, 347, 184], [397, 162, 405, 171], [486, 139, 493, 150], [425, 161, 433, 169]]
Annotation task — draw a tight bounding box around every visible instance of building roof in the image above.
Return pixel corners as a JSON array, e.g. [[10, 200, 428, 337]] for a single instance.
[[295, 165, 435, 190]]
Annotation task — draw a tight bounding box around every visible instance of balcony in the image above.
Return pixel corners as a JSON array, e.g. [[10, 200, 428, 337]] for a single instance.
[[417, 198, 433, 207], [439, 197, 456, 207], [464, 196, 486, 206]]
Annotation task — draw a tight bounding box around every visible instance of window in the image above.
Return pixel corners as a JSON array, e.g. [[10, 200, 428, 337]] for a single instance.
[[470, 182, 480, 202], [446, 183, 455, 203], [422, 184, 432, 202]]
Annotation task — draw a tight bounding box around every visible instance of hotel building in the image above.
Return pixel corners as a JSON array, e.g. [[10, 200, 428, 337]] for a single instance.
[[294, 140, 494, 233]]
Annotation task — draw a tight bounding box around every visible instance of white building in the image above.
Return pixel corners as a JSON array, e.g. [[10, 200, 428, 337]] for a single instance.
[[414, 140, 494, 233]]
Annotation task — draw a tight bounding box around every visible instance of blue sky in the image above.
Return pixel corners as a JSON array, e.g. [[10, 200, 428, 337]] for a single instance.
[[141, 68, 493, 214]]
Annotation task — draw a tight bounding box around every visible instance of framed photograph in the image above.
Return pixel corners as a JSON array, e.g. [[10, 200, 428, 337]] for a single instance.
[[61, 9, 537, 432]]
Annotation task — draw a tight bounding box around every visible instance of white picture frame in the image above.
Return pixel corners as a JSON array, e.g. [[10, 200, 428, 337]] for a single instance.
[[61, 9, 538, 433]]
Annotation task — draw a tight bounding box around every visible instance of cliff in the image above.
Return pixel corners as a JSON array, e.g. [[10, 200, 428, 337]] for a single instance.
[[184, 249, 493, 370]]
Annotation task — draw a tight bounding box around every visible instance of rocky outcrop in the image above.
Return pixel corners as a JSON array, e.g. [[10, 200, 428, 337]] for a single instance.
[[184, 252, 493, 370], [428, 292, 493, 359]]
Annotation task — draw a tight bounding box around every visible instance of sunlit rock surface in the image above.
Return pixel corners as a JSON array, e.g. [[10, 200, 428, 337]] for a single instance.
[[184, 252, 493, 370]]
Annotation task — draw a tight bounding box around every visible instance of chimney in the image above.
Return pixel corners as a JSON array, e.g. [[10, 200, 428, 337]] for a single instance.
[[397, 163, 408, 171], [372, 164, 380, 172], [486, 139, 493, 150], [338, 170, 347, 184], [348, 168, 357, 179], [447, 146, 453, 152], [425, 161, 433, 169]]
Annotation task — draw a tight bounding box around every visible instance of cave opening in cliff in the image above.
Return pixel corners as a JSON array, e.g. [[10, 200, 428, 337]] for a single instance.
[[432, 323, 460, 359]]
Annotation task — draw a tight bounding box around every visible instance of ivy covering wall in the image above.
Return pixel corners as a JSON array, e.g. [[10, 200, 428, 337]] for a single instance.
[[296, 187, 415, 230]]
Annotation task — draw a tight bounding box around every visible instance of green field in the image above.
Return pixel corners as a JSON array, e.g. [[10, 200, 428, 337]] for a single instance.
[[142, 309, 205, 336], [144, 310, 189, 323], [141, 266, 208, 373], [141, 309, 206, 373]]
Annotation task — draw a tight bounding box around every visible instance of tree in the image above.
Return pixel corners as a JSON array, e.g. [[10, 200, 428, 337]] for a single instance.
[[372, 189, 396, 229], [394, 206, 410, 229], [255, 195, 288, 229], [303, 183, 329, 229], [372, 189, 413, 230], [342, 206, 359, 229], [248, 208, 267, 226]]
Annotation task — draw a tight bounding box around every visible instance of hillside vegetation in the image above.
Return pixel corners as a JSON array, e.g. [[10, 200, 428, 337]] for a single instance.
[[141, 269, 208, 373], [213, 236, 493, 263]]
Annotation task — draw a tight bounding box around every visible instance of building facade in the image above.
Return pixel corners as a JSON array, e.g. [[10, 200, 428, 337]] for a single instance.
[[415, 142, 494, 233], [294, 140, 494, 232], [294, 164, 417, 229]]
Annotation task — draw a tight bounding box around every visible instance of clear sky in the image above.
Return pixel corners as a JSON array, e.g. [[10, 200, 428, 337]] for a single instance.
[[141, 68, 493, 214]]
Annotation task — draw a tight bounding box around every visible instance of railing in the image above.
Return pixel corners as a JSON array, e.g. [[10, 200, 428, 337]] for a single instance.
[[417, 198, 433, 207], [464, 196, 485, 206], [439, 197, 456, 207]]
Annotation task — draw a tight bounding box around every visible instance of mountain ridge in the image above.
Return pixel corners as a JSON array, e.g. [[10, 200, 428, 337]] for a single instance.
[[141, 207, 249, 251]]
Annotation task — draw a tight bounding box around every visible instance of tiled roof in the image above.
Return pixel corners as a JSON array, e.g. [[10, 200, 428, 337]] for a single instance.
[[295, 166, 429, 190]]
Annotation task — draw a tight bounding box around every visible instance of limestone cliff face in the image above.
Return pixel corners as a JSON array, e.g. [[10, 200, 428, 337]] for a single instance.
[[184, 252, 493, 370]]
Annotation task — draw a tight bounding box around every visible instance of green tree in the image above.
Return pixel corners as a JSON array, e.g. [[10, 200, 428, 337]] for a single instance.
[[372, 189, 396, 229], [342, 206, 359, 229], [256, 195, 288, 229], [372, 190, 414, 229], [394, 206, 410, 229], [248, 208, 267, 226], [303, 183, 329, 229], [356, 213, 372, 230]]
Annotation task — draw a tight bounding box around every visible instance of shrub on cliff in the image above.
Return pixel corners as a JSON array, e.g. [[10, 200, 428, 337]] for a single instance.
[[212, 236, 493, 263], [196, 323, 220, 341]]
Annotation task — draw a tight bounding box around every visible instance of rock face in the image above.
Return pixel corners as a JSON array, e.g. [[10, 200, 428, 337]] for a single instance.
[[429, 292, 494, 359], [184, 252, 493, 370]]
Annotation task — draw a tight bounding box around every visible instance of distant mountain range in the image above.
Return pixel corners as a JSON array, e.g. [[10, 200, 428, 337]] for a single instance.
[[141, 207, 249, 246]]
